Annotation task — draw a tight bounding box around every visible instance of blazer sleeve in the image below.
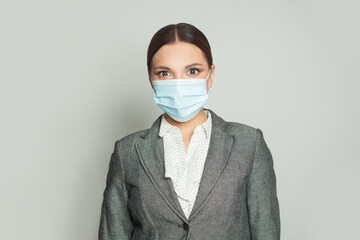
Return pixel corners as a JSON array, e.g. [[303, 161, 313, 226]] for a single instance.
[[246, 129, 281, 240], [99, 140, 134, 240]]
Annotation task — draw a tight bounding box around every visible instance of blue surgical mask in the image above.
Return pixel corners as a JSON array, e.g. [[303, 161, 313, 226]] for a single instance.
[[151, 69, 211, 122]]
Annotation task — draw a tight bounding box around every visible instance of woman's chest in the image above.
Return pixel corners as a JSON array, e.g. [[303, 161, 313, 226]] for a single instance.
[[125, 143, 254, 221]]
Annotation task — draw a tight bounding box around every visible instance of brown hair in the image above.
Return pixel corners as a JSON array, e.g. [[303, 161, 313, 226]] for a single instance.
[[147, 23, 213, 73]]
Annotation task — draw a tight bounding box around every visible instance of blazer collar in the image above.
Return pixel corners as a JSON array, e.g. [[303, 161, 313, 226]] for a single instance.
[[135, 108, 235, 222]]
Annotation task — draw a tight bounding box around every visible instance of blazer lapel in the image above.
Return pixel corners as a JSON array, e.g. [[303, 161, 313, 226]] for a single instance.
[[135, 108, 235, 222], [135, 115, 188, 221], [188, 108, 235, 220]]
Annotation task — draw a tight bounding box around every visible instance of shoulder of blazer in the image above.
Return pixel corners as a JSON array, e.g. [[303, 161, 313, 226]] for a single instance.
[[224, 121, 260, 155], [113, 128, 150, 159], [226, 121, 258, 136]]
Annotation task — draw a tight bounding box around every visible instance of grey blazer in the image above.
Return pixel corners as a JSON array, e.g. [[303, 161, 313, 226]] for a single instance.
[[99, 108, 280, 240]]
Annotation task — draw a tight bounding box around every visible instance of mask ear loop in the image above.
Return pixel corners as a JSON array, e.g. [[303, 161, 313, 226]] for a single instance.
[[205, 68, 211, 80], [206, 68, 212, 92]]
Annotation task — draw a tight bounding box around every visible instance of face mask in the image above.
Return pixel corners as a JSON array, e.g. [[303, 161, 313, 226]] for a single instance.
[[151, 69, 211, 122]]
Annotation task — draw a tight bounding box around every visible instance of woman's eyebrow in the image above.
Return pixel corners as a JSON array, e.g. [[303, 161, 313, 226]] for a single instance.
[[153, 66, 171, 71], [185, 63, 202, 69], [153, 63, 203, 71]]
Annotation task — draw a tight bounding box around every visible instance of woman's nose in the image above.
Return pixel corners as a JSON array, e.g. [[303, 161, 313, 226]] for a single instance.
[[173, 73, 182, 79]]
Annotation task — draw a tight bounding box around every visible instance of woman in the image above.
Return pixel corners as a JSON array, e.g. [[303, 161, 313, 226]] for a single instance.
[[99, 23, 280, 240]]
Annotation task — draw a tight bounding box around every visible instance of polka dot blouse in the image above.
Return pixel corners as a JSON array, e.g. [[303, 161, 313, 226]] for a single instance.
[[158, 109, 212, 219]]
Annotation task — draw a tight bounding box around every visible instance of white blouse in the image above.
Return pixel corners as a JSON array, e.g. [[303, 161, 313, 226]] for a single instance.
[[158, 109, 212, 219]]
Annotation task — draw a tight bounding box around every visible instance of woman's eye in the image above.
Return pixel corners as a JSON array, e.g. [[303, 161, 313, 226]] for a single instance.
[[158, 71, 170, 76], [188, 68, 199, 75]]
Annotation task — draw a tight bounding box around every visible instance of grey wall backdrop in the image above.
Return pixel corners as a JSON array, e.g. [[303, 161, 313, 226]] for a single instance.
[[1, 0, 359, 239]]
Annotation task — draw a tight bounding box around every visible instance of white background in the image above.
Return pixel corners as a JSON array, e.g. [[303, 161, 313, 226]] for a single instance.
[[1, 0, 359, 239]]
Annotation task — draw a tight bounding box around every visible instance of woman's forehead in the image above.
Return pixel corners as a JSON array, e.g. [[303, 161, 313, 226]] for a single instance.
[[152, 42, 207, 67]]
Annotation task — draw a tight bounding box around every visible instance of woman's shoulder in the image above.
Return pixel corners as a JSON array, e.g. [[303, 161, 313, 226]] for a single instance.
[[226, 120, 257, 133], [224, 120, 271, 153], [207, 108, 261, 138], [224, 120, 259, 142]]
